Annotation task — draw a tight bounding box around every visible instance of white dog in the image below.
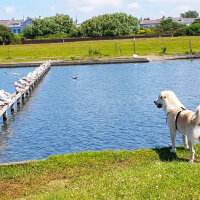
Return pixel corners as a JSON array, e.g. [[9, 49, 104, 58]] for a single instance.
[[154, 90, 200, 163]]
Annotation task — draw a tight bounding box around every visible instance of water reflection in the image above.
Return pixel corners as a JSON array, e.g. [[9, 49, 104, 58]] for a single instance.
[[0, 72, 48, 160], [0, 121, 15, 155]]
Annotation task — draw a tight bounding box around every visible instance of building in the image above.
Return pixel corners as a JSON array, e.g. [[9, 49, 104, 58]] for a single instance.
[[140, 17, 197, 29], [0, 17, 33, 34], [173, 18, 196, 26], [139, 18, 162, 29]]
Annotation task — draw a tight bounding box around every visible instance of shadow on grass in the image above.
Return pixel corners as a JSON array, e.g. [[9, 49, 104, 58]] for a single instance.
[[153, 146, 188, 162]]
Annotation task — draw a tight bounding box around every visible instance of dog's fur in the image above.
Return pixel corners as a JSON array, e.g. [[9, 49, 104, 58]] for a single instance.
[[154, 90, 200, 163]]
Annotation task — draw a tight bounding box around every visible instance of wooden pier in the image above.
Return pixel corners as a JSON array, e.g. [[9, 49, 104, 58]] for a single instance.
[[0, 62, 51, 122]]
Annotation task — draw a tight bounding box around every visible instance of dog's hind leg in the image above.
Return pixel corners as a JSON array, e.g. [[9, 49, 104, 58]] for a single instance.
[[170, 128, 177, 153], [188, 140, 195, 163], [182, 135, 189, 149]]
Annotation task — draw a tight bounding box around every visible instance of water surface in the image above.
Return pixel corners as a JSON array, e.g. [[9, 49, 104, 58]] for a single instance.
[[0, 59, 200, 163]]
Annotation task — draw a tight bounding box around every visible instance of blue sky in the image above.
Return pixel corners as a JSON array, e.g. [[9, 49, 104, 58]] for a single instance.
[[0, 0, 200, 22]]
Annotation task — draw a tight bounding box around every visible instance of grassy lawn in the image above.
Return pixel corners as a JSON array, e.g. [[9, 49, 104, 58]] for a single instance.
[[1, 145, 200, 200], [0, 36, 200, 64]]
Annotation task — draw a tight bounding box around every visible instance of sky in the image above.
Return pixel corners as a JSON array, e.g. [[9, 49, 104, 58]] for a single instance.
[[0, 0, 200, 22]]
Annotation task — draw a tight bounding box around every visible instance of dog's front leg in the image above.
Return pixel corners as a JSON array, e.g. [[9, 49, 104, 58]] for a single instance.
[[188, 140, 195, 163], [182, 135, 189, 149], [170, 128, 177, 153]]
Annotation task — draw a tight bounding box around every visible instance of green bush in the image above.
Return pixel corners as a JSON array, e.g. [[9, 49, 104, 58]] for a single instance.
[[160, 18, 184, 34], [187, 23, 200, 35], [23, 14, 76, 39], [174, 26, 188, 36], [12, 33, 23, 44], [80, 13, 139, 37], [35, 33, 69, 39], [0, 25, 14, 44]]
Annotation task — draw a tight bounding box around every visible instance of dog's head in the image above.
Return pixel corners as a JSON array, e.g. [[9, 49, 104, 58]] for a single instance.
[[154, 91, 170, 109]]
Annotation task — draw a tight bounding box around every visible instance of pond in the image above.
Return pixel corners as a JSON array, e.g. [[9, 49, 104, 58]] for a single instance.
[[0, 59, 200, 163]]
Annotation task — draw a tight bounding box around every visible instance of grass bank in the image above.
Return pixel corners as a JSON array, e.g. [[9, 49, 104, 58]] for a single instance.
[[0, 36, 200, 64], [1, 145, 200, 200]]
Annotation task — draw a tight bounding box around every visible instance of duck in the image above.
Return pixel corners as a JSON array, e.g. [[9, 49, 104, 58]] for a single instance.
[[72, 76, 78, 79], [15, 87, 27, 93], [19, 79, 30, 86], [0, 90, 12, 105]]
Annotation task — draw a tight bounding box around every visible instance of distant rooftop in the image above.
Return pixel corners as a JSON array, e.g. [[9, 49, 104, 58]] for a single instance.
[[140, 18, 162, 25], [140, 17, 197, 28]]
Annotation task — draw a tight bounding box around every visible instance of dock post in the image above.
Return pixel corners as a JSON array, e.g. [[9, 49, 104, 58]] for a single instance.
[[22, 93, 25, 100], [17, 98, 20, 105], [11, 104, 15, 112], [3, 111, 7, 121]]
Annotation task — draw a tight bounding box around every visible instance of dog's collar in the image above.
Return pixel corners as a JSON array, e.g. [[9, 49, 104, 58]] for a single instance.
[[175, 107, 186, 130]]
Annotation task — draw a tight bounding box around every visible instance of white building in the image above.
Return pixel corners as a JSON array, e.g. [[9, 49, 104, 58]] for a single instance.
[[140, 17, 197, 29]]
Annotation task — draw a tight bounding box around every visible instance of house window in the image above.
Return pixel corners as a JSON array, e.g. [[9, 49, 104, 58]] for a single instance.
[[12, 23, 20, 26], [13, 29, 16, 33], [18, 29, 21, 33]]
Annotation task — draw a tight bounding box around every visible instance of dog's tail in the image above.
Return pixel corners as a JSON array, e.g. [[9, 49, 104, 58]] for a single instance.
[[192, 105, 200, 125]]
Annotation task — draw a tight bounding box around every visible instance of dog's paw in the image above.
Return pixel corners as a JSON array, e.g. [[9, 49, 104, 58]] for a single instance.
[[170, 148, 176, 153], [189, 159, 194, 163], [184, 145, 189, 150]]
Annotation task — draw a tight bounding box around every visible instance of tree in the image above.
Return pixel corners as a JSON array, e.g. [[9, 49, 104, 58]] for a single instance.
[[23, 14, 76, 39], [0, 25, 14, 44], [187, 23, 200, 35], [160, 18, 183, 33], [80, 13, 139, 37], [180, 10, 199, 18], [192, 18, 200, 24]]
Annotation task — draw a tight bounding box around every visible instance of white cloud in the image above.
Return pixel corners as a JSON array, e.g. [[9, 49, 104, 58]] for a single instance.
[[58, 0, 124, 13], [50, 6, 56, 11], [159, 10, 165, 15], [79, 0, 123, 8], [127, 2, 139, 9], [77, 6, 94, 12], [4, 6, 16, 14], [176, 5, 192, 13], [146, 0, 199, 2]]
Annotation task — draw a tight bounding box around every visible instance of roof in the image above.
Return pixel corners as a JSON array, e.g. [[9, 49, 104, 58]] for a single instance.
[[0, 19, 24, 27], [173, 17, 196, 23], [140, 19, 162, 25], [140, 17, 197, 26], [0, 20, 10, 26]]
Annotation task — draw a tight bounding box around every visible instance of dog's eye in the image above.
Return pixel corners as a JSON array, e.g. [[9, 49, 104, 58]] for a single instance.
[[160, 95, 166, 99]]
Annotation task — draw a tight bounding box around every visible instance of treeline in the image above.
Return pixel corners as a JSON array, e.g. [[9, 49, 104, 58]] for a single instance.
[[0, 13, 139, 44], [23, 13, 139, 39], [139, 18, 200, 36], [0, 11, 200, 45]]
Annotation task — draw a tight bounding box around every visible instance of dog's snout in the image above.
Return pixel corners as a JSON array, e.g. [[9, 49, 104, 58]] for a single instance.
[[157, 104, 162, 108]]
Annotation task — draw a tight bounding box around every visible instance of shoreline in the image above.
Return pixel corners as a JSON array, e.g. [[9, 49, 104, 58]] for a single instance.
[[0, 54, 200, 68]]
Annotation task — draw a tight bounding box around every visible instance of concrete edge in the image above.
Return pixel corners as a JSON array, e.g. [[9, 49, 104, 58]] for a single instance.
[[0, 57, 149, 68], [0, 54, 200, 68]]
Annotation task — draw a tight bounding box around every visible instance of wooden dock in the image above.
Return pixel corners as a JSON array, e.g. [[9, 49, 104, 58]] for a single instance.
[[0, 62, 51, 121]]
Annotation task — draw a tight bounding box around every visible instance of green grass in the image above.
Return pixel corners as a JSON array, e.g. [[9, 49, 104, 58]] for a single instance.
[[1, 145, 200, 200], [0, 36, 200, 64]]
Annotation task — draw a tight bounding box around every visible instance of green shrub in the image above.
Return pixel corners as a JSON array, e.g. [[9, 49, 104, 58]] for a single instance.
[[35, 33, 69, 39], [80, 13, 139, 37], [174, 26, 188, 36], [187, 23, 200, 35], [0, 25, 14, 44]]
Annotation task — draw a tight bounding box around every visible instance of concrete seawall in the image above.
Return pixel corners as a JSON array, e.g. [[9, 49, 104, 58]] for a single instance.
[[0, 54, 200, 68]]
